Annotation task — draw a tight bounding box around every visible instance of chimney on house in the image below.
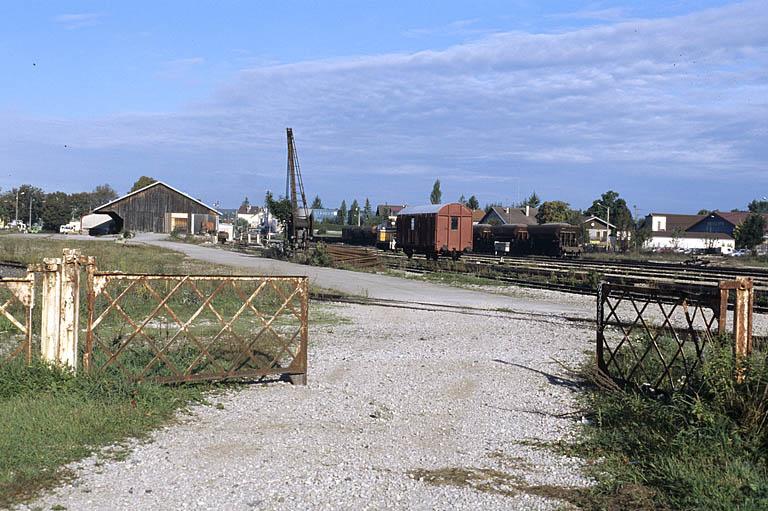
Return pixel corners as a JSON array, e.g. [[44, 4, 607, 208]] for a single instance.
[[525, 205, 530, 217]]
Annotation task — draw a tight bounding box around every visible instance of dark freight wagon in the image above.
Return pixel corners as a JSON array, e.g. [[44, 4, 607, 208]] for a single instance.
[[396, 203, 473, 259], [528, 223, 581, 257]]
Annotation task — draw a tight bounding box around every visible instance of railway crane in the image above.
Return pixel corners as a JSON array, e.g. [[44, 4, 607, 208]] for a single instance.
[[285, 128, 313, 252]]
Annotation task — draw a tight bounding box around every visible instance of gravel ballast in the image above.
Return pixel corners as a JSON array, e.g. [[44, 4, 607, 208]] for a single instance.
[[20, 301, 594, 510]]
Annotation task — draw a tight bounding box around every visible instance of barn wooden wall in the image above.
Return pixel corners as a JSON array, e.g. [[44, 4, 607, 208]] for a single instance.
[[98, 185, 216, 233]]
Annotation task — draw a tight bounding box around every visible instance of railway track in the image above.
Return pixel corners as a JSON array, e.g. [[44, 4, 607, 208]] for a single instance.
[[0, 260, 28, 278], [377, 250, 768, 313]]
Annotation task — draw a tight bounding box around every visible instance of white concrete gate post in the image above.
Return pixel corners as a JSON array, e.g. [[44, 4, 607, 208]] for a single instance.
[[40, 249, 82, 372]]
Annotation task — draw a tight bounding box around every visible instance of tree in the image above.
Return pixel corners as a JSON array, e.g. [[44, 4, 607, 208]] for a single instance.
[[734, 213, 766, 251], [90, 184, 117, 207], [458, 194, 466, 205], [484, 202, 502, 214], [536, 201, 570, 224], [348, 199, 360, 225], [363, 198, 372, 225], [748, 200, 768, 214], [670, 227, 684, 250], [467, 195, 480, 210], [523, 191, 541, 208], [632, 221, 651, 252], [585, 190, 633, 246], [41, 192, 72, 231], [130, 176, 157, 193], [430, 179, 442, 204], [697, 209, 712, 216], [265, 191, 292, 228], [338, 200, 347, 225], [311, 195, 323, 209], [11, 185, 45, 225], [585, 191, 632, 225]]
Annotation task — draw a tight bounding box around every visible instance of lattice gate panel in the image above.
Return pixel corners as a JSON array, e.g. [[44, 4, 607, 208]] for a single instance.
[[86, 273, 308, 383], [597, 283, 721, 393], [0, 276, 35, 364]]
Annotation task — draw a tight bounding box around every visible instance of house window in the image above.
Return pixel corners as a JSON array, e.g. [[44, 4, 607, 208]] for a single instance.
[[450, 216, 459, 230]]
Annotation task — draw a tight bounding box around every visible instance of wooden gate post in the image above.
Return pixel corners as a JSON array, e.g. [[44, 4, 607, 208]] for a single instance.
[[734, 277, 754, 361]]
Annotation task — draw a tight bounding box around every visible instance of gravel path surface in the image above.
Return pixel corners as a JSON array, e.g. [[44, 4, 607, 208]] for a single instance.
[[20, 302, 594, 510]]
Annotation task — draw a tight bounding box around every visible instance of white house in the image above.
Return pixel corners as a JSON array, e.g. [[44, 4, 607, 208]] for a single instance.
[[644, 212, 735, 253]]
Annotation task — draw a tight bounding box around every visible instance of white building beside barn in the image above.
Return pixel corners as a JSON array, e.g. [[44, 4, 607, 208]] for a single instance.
[[644, 212, 735, 253]]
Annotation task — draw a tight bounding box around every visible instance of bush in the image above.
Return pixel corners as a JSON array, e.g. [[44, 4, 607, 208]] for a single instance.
[[307, 243, 332, 267]]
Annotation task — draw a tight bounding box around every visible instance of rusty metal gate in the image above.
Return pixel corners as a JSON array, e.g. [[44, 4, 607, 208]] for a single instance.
[[596, 282, 722, 392], [0, 273, 35, 363], [85, 269, 308, 384]]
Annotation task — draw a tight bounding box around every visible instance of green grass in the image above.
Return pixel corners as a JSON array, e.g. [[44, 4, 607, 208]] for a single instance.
[[576, 338, 768, 510], [0, 359, 209, 506], [388, 268, 507, 288], [0, 236, 241, 275]]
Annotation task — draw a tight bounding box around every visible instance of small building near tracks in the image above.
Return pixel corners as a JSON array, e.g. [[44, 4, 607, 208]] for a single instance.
[[479, 206, 538, 226], [92, 181, 220, 234]]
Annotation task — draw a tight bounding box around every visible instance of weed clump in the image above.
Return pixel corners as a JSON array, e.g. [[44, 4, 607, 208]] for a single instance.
[[581, 337, 768, 509]]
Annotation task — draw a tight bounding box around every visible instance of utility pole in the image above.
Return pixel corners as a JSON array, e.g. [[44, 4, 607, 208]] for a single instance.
[[15, 189, 21, 222], [28, 194, 33, 227], [598, 201, 610, 251]]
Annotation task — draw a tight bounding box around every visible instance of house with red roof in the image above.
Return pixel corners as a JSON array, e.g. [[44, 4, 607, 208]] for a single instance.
[[644, 211, 768, 254]]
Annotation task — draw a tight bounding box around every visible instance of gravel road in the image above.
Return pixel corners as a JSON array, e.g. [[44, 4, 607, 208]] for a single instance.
[[20, 302, 594, 510]]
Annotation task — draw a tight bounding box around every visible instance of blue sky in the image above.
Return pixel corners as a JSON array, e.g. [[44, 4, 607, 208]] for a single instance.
[[1, 1, 766, 214]]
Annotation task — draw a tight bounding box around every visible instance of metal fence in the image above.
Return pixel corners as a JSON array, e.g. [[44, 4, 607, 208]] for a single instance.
[[85, 269, 308, 384], [1, 249, 309, 386], [0, 274, 35, 363], [596, 282, 722, 393]]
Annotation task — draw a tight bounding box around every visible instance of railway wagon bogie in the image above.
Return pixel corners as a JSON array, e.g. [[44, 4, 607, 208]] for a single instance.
[[396, 203, 473, 259]]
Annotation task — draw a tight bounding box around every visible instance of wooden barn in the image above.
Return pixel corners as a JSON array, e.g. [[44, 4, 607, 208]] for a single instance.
[[92, 181, 220, 234]]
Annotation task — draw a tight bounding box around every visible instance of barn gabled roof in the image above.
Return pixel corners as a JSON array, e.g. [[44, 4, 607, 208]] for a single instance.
[[93, 181, 221, 215]]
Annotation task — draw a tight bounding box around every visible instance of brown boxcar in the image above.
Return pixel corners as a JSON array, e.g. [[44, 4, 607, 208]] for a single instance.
[[396, 203, 473, 259]]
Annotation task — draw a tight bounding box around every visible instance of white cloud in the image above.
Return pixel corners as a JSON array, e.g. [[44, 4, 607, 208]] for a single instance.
[[8, 1, 768, 210], [53, 12, 104, 30]]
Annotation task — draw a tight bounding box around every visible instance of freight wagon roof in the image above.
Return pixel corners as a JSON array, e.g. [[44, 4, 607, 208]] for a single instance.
[[398, 203, 469, 215]]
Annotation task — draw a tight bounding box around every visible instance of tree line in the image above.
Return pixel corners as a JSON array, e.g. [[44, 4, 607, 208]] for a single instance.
[[0, 184, 118, 231]]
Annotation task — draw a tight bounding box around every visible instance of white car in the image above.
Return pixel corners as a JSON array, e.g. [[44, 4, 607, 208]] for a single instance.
[[59, 222, 80, 234]]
